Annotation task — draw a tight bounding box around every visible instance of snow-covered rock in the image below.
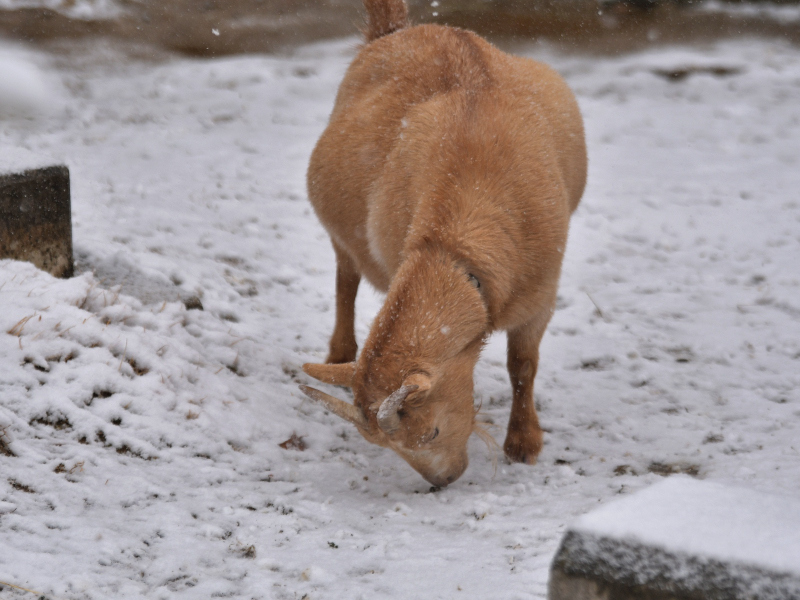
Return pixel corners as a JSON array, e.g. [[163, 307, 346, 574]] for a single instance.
[[550, 476, 800, 600]]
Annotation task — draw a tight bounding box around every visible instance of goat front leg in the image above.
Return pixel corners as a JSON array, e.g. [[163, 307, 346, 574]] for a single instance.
[[326, 244, 361, 364], [504, 315, 550, 464]]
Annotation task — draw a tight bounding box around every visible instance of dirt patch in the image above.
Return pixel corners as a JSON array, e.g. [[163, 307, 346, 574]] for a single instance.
[[648, 461, 700, 477], [429, 1, 800, 54], [1, 0, 799, 57], [9, 479, 35, 493], [30, 413, 72, 430], [651, 65, 743, 82], [0, 0, 365, 56], [0, 430, 14, 457]]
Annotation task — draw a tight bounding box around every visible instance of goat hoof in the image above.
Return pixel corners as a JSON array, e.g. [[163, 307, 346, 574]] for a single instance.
[[503, 428, 543, 465], [325, 347, 357, 365]]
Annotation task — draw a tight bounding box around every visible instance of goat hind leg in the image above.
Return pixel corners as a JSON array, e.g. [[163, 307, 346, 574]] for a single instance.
[[326, 244, 361, 364]]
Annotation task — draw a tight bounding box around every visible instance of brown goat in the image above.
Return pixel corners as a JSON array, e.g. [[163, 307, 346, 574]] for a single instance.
[[300, 0, 587, 487]]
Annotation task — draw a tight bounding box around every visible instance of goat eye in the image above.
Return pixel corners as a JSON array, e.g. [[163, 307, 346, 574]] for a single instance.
[[429, 427, 439, 441], [467, 273, 480, 289]]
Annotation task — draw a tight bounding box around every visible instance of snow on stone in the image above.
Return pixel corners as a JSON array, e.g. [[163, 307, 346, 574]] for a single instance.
[[0, 34, 799, 599], [0, 146, 60, 175], [573, 476, 800, 576]]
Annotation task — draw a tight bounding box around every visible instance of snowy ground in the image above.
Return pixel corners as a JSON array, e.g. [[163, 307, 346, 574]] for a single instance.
[[1, 32, 799, 600], [700, 1, 800, 25], [0, 0, 124, 20]]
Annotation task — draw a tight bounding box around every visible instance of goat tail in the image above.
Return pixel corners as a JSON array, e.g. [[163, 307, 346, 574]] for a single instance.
[[363, 0, 409, 42]]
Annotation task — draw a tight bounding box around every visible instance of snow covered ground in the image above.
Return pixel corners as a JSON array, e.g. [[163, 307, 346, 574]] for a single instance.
[[0, 0, 124, 20], [1, 32, 799, 600], [699, 1, 800, 25]]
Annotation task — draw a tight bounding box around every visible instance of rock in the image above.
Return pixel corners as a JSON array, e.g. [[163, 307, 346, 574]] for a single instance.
[[183, 295, 204, 311], [549, 476, 800, 600], [0, 148, 73, 278]]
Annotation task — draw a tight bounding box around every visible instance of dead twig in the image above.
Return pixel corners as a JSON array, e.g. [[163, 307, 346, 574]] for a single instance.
[[473, 401, 500, 476], [0, 579, 60, 599], [118, 339, 128, 372]]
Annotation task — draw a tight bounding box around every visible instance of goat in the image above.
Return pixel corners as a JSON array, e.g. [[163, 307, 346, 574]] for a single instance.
[[300, 0, 587, 487]]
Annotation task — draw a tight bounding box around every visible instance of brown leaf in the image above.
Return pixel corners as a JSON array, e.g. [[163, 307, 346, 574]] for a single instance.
[[278, 433, 306, 451]]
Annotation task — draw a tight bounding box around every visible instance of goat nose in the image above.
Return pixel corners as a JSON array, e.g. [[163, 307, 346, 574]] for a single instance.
[[425, 474, 452, 488], [425, 461, 467, 487]]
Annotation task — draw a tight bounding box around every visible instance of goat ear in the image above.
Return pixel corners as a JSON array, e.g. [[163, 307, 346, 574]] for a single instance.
[[302, 362, 356, 387]]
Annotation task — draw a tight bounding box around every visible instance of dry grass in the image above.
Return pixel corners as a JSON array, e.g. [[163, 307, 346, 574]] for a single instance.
[[0, 425, 15, 457], [0, 579, 62, 599], [6, 314, 36, 337], [473, 408, 501, 475]]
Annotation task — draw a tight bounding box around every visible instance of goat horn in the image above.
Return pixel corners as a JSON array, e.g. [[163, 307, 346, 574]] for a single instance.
[[376, 384, 419, 435], [299, 385, 368, 429]]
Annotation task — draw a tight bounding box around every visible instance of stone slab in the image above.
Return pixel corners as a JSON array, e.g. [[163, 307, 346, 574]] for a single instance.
[[0, 151, 73, 278], [549, 477, 800, 600]]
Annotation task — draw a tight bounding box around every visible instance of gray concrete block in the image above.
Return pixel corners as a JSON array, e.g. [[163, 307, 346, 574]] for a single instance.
[[1, 152, 73, 278], [549, 477, 800, 600]]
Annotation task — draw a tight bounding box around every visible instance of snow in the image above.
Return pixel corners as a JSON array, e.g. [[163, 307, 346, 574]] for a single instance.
[[0, 0, 126, 20], [0, 146, 59, 176], [1, 32, 799, 600], [698, 1, 800, 25], [0, 44, 58, 119], [573, 475, 800, 576]]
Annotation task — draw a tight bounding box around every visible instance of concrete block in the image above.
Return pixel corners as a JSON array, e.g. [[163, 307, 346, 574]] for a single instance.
[[549, 477, 800, 600], [0, 148, 73, 278]]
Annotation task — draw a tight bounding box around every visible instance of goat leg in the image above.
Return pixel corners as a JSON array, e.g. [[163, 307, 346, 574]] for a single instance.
[[327, 243, 361, 364], [504, 317, 548, 464]]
